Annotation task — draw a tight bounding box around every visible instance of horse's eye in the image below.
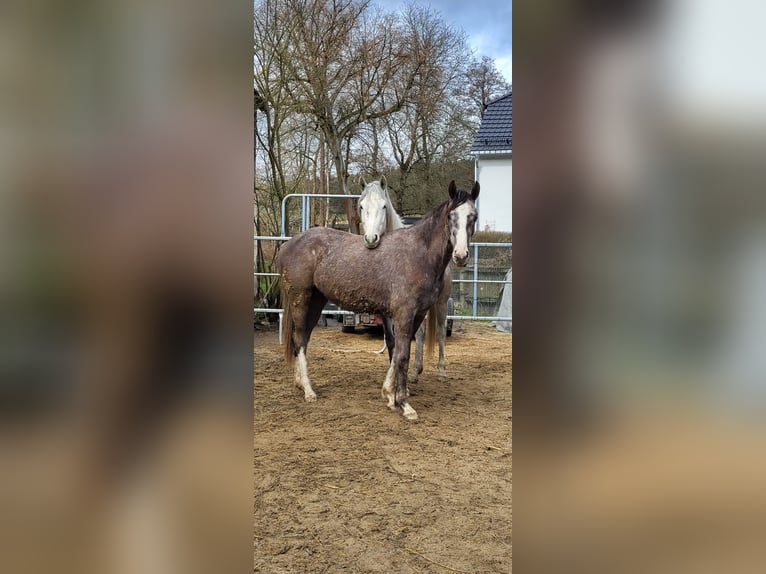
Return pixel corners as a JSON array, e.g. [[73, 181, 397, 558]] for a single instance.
[[382, 205, 387, 210]]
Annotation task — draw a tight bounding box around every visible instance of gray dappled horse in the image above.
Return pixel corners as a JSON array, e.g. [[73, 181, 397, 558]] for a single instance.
[[358, 176, 452, 382], [277, 180, 479, 420]]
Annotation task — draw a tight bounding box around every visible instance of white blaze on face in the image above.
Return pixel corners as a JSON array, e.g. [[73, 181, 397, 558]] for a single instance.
[[450, 202, 476, 265]]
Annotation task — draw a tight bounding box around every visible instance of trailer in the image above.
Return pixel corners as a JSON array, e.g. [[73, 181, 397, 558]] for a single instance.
[[340, 298, 453, 336], [341, 311, 383, 333]]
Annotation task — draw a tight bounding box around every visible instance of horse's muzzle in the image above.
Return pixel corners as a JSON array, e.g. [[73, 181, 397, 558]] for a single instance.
[[364, 234, 380, 249], [452, 254, 469, 267]]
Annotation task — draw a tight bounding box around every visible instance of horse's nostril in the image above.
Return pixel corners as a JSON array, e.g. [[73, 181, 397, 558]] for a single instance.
[[364, 235, 379, 248]]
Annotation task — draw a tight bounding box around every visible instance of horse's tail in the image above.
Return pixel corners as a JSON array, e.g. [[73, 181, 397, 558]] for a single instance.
[[425, 304, 438, 358], [281, 280, 296, 367]]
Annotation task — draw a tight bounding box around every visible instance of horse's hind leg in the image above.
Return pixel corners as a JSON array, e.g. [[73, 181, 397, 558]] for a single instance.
[[293, 347, 315, 401], [290, 288, 325, 402], [436, 303, 448, 381], [382, 316, 395, 361], [305, 288, 327, 343], [411, 321, 425, 383]]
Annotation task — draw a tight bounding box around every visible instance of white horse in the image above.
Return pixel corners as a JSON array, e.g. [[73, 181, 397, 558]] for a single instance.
[[359, 177, 452, 382]]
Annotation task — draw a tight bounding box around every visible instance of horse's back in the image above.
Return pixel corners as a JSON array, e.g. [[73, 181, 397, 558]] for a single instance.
[[277, 227, 353, 283], [279, 227, 337, 259]]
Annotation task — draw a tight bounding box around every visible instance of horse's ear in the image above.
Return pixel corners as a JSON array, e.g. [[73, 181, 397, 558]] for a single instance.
[[380, 174, 387, 189], [471, 181, 480, 201], [360, 175, 368, 189], [448, 180, 457, 199]]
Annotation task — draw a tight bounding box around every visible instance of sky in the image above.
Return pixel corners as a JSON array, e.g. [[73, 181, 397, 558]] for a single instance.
[[380, 0, 512, 83]]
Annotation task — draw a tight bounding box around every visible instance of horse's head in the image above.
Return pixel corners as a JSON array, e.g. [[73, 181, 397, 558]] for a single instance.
[[359, 176, 389, 249], [447, 180, 480, 267]]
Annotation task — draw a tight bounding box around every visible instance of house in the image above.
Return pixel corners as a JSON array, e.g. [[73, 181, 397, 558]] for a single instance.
[[471, 91, 512, 232]]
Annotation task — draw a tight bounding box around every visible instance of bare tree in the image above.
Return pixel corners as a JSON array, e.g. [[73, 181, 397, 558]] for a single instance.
[[255, 3, 300, 204], [279, 0, 420, 233], [255, 1, 322, 307], [464, 55, 511, 121], [381, 3, 472, 209], [254, 0, 509, 235]]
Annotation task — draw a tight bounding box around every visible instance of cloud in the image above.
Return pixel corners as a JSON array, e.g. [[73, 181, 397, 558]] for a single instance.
[[495, 55, 513, 84], [374, 0, 512, 82], [427, 0, 512, 80]]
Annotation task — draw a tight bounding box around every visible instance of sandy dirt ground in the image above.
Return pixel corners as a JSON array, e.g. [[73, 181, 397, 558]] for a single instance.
[[254, 320, 512, 573]]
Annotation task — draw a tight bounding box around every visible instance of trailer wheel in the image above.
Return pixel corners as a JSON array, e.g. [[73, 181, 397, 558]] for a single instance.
[[341, 325, 355, 333]]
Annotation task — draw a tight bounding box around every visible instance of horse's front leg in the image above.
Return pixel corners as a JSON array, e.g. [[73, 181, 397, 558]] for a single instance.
[[383, 316, 419, 421], [395, 336, 417, 420]]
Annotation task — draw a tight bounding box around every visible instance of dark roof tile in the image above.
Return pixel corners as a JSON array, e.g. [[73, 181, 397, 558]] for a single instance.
[[471, 91, 512, 153]]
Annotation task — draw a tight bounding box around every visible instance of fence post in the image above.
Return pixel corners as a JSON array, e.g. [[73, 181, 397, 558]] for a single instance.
[[472, 243, 479, 317]]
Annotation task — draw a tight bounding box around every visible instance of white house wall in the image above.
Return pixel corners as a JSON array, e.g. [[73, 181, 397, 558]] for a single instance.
[[477, 157, 512, 232]]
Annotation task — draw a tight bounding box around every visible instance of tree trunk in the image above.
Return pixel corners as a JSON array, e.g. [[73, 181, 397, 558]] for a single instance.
[[397, 167, 409, 213], [371, 119, 380, 174], [331, 142, 359, 234], [319, 136, 328, 226], [311, 162, 318, 228]]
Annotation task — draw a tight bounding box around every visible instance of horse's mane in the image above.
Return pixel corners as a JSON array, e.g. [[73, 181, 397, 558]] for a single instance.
[[407, 187, 475, 250], [385, 193, 405, 231], [446, 189, 474, 209], [412, 188, 473, 228], [413, 200, 449, 227], [409, 198, 451, 244]]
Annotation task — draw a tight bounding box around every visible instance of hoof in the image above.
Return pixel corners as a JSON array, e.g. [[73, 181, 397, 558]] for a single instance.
[[402, 404, 418, 421], [304, 392, 317, 402], [382, 391, 396, 409], [437, 374, 448, 383]]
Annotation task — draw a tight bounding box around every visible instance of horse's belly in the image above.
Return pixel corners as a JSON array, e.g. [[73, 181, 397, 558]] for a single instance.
[[331, 294, 383, 314], [314, 271, 389, 315], [318, 286, 386, 314]]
